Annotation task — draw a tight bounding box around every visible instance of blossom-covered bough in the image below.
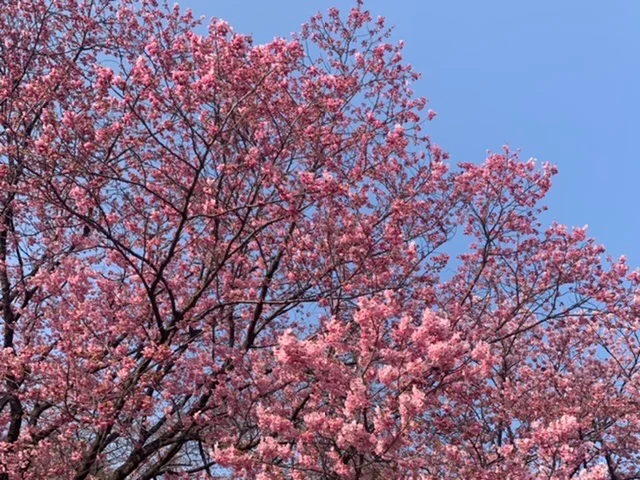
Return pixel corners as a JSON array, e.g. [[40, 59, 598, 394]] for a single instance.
[[1, 0, 639, 478]]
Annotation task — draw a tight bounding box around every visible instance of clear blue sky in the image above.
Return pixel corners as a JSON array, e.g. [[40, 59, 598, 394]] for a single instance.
[[178, 0, 640, 265]]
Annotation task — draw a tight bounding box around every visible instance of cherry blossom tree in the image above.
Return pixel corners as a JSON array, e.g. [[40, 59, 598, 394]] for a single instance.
[[1, 1, 639, 478]]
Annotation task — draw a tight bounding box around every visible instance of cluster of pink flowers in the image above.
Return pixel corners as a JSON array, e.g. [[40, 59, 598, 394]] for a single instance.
[[0, 1, 638, 479]]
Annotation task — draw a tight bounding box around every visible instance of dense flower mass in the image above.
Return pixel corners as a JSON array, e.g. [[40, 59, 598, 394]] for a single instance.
[[1, 1, 639, 478]]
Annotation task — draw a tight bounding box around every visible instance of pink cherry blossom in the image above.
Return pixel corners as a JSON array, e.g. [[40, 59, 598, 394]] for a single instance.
[[0, 1, 638, 479]]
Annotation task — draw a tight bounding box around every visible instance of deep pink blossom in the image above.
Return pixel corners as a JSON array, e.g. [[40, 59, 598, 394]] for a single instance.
[[0, 2, 638, 479]]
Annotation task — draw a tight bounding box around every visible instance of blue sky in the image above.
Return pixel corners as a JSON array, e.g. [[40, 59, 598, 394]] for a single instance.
[[178, 0, 640, 265]]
